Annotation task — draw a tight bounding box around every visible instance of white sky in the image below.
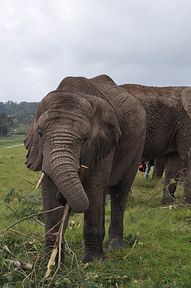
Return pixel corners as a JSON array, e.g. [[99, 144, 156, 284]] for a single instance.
[[1, 0, 191, 102]]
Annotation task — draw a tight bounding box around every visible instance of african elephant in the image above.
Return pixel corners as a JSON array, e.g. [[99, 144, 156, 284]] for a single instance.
[[25, 75, 146, 262], [121, 84, 191, 204]]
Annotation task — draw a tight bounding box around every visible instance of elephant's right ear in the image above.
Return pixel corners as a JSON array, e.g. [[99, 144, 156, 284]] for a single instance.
[[181, 88, 191, 119], [24, 119, 43, 171]]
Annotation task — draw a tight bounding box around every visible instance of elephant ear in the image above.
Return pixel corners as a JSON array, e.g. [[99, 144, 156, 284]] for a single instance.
[[24, 119, 43, 171], [81, 96, 121, 166], [181, 88, 191, 119]]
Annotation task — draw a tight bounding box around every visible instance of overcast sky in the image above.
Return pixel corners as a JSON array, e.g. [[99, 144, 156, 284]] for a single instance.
[[1, 0, 191, 102]]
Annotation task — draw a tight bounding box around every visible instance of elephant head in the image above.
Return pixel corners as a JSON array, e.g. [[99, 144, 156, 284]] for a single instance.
[[24, 90, 121, 213]]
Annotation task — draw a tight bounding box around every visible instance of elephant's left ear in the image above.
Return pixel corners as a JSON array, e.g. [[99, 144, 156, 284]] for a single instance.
[[24, 119, 43, 171], [181, 88, 191, 119], [83, 96, 121, 164]]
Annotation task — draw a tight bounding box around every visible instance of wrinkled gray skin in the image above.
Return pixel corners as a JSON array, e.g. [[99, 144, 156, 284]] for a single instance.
[[121, 84, 191, 204], [153, 156, 184, 204], [25, 75, 146, 262], [152, 158, 165, 179]]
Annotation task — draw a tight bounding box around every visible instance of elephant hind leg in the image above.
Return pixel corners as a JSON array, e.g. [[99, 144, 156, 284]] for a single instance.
[[161, 153, 181, 205]]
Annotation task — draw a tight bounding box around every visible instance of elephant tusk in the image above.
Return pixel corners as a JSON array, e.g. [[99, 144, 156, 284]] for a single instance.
[[36, 172, 45, 189], [79, 164, 88, 180]]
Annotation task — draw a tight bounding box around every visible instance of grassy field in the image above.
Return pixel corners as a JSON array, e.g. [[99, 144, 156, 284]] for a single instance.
[[0, 136, 191, 287]]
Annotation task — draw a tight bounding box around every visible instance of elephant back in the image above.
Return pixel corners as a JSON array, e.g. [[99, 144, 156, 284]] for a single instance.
[[57, 76, 105, 99], [181, 87, 191, 119]]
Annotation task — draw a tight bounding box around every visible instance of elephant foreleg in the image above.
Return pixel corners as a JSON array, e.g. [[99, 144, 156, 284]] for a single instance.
[[82, 155, 112, 263], [41, 175, 64, 255], [109, 159, 139, 251], [109, 182, 127, 250]]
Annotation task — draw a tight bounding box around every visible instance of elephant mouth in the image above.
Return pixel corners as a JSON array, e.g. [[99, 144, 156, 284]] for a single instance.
[[40, 164, 88, 185], [36, 171, 67, 205], [78, 164, 88, 180]]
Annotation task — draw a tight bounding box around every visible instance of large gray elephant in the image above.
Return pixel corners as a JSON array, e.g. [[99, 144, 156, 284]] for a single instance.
[[121, 84, 191, 204], [25, 75, 146, 262]]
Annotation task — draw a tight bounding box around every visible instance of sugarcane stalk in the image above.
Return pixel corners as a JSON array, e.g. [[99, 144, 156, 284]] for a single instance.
[[3, 245, 33, 270]]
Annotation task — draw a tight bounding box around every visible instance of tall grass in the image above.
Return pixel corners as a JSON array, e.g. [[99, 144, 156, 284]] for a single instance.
[[0, 136, 191, 287]]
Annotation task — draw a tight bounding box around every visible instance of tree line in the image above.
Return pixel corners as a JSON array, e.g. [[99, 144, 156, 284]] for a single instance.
[[0, 101, 38, 136]]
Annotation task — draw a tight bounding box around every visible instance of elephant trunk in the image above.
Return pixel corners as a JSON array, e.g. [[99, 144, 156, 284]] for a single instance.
[[43, 142, 89, 213]]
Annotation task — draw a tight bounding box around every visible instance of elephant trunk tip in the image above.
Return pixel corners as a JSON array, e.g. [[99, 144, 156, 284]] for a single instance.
[[69, 197, 89, 213]]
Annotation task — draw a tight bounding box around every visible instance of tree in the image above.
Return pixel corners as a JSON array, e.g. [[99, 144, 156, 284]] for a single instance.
[[0, 102, 38, 135], [0, 113, 14, 136]]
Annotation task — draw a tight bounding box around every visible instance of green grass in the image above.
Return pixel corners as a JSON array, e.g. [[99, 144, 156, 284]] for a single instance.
[[0, 135, 25, 147], [0, 136, 191, 287]]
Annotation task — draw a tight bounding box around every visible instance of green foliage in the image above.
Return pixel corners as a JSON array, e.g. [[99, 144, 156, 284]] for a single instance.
[[0, 101, 38, 120], [0, 113, 15, 136], [1, 136, 191, 287], [0, 101, 38, 137]]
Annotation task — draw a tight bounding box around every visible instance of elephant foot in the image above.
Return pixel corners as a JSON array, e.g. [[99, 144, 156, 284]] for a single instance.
[[108, 238, 124, 251], [81, 252, 104, 263]]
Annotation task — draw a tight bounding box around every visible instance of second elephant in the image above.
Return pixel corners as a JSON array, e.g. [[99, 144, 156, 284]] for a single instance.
[[121, 84, 191, 204]]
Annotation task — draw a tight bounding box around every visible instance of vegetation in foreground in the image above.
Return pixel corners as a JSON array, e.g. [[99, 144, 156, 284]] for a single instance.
[[0, 136, 191, 287]]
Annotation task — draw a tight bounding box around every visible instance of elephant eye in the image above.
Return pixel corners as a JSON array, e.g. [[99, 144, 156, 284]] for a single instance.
[[84, 130, 90, 141], [83, 136, 89, 144]]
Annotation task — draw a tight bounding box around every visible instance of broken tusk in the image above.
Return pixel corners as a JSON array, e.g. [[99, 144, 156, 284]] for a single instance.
[[36, 172, 45, 189], [80, 164, 88, 169], [79, 165, 88, 180]]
